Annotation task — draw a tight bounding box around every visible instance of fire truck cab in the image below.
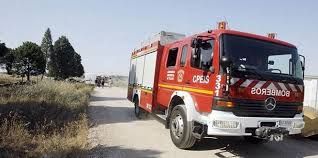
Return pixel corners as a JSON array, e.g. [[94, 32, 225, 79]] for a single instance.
[[127, 23, 305, 149]]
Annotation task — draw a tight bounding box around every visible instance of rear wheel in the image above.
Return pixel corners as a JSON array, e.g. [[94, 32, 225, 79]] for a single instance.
[[244, 136, 268, 144], [169, 105, 196, 149], [134, 98, 148, 119]]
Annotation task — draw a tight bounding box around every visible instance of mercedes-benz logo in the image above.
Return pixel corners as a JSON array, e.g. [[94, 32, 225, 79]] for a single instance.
[[264, 97, 276, 111]]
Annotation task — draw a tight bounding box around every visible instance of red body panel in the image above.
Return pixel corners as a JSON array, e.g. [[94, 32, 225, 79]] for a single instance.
[[140, 90, 153, 112]]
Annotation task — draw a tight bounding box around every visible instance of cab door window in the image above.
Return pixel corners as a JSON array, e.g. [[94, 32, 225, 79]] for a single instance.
[[191, 39, 214, 70], [180, 45, 188, 67], [166, 48, 178, 68]]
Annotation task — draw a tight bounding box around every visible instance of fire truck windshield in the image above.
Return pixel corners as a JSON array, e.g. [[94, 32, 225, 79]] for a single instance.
[[222, 34, 303, 79]]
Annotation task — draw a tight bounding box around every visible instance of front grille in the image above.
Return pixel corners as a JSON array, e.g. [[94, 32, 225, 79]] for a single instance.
[[232, 100, 300, 118]]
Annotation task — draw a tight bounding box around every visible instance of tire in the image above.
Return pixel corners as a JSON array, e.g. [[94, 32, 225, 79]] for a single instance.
[[169, 105, 197, 149], [134, 98, 148, 119], [244, 136, 268, 144]]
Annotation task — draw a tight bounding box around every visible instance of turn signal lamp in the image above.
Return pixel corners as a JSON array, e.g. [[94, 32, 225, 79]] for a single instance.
[[216, 100, 234, 108]]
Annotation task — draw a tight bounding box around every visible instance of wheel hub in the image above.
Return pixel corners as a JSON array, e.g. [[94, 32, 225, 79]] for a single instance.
[[171, 114, 184, 139]]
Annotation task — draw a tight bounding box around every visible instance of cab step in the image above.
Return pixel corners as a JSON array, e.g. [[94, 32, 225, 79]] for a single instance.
[[152, 108, 168, 126], [152, 113, 168, 127], [155, 114, 167, 121]]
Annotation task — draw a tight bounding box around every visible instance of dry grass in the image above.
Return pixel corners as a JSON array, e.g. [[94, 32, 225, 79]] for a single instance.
[[0, 74, 20, 85], [0, 74, 53, 84], [0, 78, 93, 157]]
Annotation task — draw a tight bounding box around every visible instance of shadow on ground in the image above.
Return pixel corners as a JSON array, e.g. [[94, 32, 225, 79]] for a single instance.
[[90, 96, 127, 102], [88, 105, 140, 126], [89, 95, 153, 126], [193, 136, 318, 158], [87, 145, 161, 158]]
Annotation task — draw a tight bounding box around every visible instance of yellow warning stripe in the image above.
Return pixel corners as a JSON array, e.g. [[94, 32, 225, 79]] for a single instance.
[[158, 84, 183, 90], [128, 85, 153, 94], [158, 84, 213, 95], [141, 88, 153, 94], [183, 87, 213, 95]]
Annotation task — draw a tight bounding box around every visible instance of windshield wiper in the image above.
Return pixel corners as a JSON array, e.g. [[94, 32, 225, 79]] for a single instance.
[[276, 73, 299, 84], [262, 69, 299, 84], [233, 65, 265, 80]]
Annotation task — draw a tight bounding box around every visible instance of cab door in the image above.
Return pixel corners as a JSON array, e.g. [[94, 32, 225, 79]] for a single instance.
[[182, 38, 217, 112], [176, 43, 189, 86]]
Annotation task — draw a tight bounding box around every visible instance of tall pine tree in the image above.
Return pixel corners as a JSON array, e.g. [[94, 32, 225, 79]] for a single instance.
[[49, 36, 84, 79], [73, 52, 84, 77], [40, 28, 53, 79]]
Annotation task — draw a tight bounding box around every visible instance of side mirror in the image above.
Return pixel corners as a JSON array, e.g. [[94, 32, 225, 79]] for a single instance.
[[299, 55, 305, 70], [191, 39, 197, 48], [220, 56, 232, 67], [299, 55, 306, 73], [268, 60, 274, 65], [191, 38, 202, 48], [300, 61, 305, 70], [299, 54, 305, 78], [191, 48, 198, 59]]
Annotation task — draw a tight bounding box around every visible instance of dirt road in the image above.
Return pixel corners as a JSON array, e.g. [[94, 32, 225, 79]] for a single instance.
[[88, 87, 318, 158]]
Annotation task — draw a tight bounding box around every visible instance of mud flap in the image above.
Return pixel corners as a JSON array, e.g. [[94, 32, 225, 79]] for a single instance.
[[192, 121, 206, 139]]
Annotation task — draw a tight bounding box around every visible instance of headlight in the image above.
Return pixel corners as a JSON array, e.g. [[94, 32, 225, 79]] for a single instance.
[[293, 122, 305, 129], [213, 120, 240, 129]]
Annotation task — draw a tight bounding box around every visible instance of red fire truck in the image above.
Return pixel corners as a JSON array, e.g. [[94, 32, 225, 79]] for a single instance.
[[127, 22, 305, 149]]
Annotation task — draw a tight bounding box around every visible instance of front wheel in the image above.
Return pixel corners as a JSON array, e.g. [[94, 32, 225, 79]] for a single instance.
[[169, 105, 196, 149]]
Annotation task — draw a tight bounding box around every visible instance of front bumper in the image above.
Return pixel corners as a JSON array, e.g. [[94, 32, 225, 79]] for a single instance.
[[198, 110, 304, 136]]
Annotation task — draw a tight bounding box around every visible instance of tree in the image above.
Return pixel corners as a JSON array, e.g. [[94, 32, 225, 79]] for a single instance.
[[49, 36, 84, 79], [72, 52, 84, 77], [0, 42, 12, 74], [4, 48, 15, 74], [40, 28, 53, 79], [0, 42, 9, 63], [14, 42, 46, 81]]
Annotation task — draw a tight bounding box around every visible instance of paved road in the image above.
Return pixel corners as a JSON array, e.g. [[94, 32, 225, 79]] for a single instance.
[[88, 87, 318, 158]]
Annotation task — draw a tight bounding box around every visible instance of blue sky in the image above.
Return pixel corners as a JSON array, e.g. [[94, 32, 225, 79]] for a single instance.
[[0, 0, 317, 76]]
